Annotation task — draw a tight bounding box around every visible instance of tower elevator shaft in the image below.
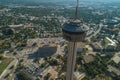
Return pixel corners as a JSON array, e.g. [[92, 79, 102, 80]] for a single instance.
[[66, 42, 77, 80]]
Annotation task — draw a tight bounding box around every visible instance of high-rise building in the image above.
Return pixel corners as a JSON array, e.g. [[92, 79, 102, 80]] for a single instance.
[[62, 0, 88, 80]]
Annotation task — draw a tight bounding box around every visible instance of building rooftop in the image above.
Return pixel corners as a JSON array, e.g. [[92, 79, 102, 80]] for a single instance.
[[62, 20, 88, 34], [112, 52, 120, 64], [108, 65, 120, 76], [74, 72, 86, 80], [90, 43, 102, 49], [83, 54, 94, 63]]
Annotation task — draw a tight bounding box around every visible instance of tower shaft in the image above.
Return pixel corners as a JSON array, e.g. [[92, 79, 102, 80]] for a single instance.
[[66, 42, 77, 80]]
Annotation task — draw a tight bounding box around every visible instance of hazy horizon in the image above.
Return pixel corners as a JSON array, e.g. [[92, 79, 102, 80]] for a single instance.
[[0, 0, 120, 3]]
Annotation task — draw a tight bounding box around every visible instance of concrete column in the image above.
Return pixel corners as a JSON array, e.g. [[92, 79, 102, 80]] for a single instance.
[[66, 42, 77, 80]]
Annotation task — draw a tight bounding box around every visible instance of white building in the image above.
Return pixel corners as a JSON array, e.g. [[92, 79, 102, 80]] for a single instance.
[[106, 37, 116, 46], [74, 72, 86, 80]]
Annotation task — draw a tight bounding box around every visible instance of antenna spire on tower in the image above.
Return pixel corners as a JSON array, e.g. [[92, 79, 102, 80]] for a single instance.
[[74, 0, 79, 20]]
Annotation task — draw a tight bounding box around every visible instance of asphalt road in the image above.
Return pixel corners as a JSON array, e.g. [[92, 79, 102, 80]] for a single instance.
[[0, 59, 18, 80], [86, 23, 103, 42]]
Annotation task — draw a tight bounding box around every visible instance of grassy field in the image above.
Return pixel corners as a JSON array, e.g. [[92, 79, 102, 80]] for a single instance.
[[105, 38, 111, 45], [0, 58, 13, 75]]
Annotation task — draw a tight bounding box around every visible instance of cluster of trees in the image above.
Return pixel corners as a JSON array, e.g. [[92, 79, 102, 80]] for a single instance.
[[109, 60, 120, 69], [85, 57, 105, 77], [0, 15, 29, 26], [78, 54, 114, 79], [10, 7, 54, 17], [16, 71, 32, 80], [116, 43, 120, 51], [44, 73, 52, 80]]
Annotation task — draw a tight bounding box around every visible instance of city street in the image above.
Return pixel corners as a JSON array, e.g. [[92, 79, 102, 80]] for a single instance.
[[0, 59, 18, 80]]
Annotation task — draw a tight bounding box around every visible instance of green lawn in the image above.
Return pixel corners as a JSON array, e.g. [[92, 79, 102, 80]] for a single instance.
[[105, 38, 111, 45], [0, 58, 13, 75]]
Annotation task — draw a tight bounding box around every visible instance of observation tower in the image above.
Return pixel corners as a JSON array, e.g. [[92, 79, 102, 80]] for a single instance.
[[62, 0, 88, 80]]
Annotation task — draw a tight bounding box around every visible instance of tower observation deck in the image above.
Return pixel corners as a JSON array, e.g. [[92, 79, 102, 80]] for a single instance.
[[62, 20, 87, 42], [62, 0, 88, 80]]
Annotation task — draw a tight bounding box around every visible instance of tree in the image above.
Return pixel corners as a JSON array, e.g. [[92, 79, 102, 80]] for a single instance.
[[115, 76, 120, 80], [44, 73, 51, 80], [49, 59, 58, 66], [13, 52, 17, 55], [33, 57, 40, 63], [0, 56, 4, 60], [2, 28, 14, 35], [59, 75, 66, 80], [40, 62, 47, 68], [82, 76, 91, 80]]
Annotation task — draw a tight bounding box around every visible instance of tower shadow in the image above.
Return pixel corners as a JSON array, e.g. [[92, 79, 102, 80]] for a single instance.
[[28, 45, 57, 59]]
